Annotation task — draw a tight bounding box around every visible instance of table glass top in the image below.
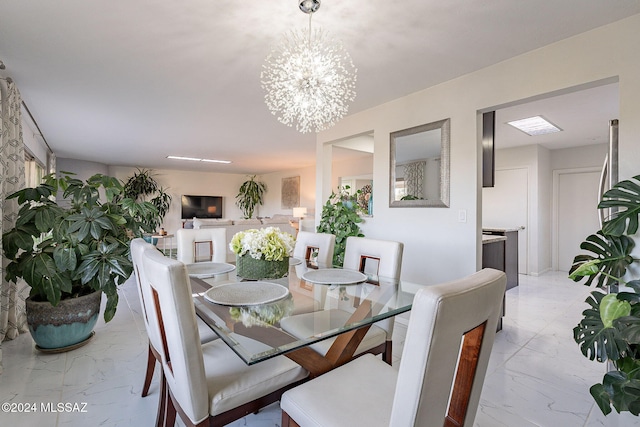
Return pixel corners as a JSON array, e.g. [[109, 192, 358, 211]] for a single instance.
[[191, 261, 421, 365]]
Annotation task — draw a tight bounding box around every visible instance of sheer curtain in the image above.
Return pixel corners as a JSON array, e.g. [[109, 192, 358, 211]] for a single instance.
[[403, 161, 425, 198], [0, 78, 28, 374]]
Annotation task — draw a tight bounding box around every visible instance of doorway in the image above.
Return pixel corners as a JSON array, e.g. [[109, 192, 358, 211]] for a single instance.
[[480, 79, 618, 276], [553, 168, 601, 272]]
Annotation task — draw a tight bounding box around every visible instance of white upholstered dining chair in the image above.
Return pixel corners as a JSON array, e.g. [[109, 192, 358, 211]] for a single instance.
[[130, 238, 170, 426], [281, 236, 403, 364], [281, 268, 507, 427], [131, 238, 216, 425], [176, 228, 227, 264], [141, 247, 308, 427], [292, 231, 336, 265]]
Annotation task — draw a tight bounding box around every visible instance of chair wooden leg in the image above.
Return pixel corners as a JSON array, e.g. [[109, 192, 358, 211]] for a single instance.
[[383, 340, 393, 365], [282, 410, 301, 427], [142, 342, 156, 397], [155, 371, 166, 427], [164, 385, 177, 427]]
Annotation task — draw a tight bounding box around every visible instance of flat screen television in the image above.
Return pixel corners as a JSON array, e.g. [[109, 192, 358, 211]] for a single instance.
[[181, 195, 223, 219]]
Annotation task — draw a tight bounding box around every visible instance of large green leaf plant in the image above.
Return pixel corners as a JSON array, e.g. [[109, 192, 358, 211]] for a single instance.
[[122, 168, 172, 232], [316, 186, 364, 267], [2, 172, 157, 322], [236, 175, 267, 219], [570, 174, 640, 416]]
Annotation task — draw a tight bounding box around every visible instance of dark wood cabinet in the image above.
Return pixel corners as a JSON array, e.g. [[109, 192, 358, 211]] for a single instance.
[[483, 229, 519, 290]]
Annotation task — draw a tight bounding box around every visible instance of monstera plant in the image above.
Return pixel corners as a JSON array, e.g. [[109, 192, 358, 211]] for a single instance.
[[569, 174, 640, 416]]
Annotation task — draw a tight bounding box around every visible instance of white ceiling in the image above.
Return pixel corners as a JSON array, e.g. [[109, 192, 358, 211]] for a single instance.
[[0, 1, 637, 174], [496, 82, 619, 150]]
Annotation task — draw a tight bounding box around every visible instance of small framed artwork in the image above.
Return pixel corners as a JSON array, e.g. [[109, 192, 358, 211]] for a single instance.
[[281, 176, 300, 209]]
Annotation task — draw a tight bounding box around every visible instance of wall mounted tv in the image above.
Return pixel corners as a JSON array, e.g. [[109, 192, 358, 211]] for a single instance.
[[181, 195, 223, 219]]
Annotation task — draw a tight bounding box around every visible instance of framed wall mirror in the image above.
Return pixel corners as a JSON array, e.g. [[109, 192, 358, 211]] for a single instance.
[[389, 118, 450, 208]]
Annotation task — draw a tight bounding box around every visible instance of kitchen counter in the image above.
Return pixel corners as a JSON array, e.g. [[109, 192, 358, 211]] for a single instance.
[[482, 234, 507, 244], [482, 228, 519, 290], [483, 227, 522, 233], [481, 235, 507, 331]]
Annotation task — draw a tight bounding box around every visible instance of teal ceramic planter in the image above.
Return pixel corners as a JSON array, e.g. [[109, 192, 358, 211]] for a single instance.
[[26, 291, 101, 350]]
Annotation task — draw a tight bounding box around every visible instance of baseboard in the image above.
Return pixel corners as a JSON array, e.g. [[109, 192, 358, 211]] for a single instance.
[[529, 267, 551, 277]]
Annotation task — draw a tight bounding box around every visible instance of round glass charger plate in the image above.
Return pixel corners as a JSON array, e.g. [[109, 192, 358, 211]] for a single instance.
[[204, 282, 289, 306], [289, 257, 302, 266], [186, 262, 236, 279], [301, 269, 367, 285]]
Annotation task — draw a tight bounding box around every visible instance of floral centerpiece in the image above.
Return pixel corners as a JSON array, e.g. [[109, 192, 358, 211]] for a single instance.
[[230, 227, 295, 280]]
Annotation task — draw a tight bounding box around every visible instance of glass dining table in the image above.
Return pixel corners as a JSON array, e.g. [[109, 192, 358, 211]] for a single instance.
[[191, 259, 423, 377]]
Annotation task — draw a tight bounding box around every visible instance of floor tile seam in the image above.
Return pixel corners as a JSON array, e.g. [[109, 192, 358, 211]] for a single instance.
[[119, 285, 148, 338], [496, 361, 602, 405]]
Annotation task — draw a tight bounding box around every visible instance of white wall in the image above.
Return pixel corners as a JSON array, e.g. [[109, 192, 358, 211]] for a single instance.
[[550, 143, 607, 171], [537, 146, 552, 275], [57, 158, 109, 182], [109, 166, 251, 234], [315, 14, 640, 284], [261, 164, 316, 217], [54, 162, 316, 235], [331, 154, 373, 192]]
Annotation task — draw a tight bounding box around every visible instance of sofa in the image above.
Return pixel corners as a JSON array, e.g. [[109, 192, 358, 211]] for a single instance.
[[188, 215, 297, 262]]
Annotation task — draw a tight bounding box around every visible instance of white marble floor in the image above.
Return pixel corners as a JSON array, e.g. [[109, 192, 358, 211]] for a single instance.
[[1, 271, 638, 426]]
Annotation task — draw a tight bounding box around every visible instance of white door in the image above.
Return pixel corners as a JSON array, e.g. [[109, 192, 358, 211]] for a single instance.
[[555, 170, 601, 272], [482, 167, 528, 274]]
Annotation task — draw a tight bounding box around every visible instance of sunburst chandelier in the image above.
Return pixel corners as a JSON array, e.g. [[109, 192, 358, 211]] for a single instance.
[[261, 0, 357, 133]]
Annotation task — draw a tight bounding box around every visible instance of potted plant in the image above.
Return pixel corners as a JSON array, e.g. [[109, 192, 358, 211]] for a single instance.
[[569, 174, 640, 416], [2, 172, 156, 350], [316, 186, 364, 267], [122, 168, 172, 234], [236, 175, 267, 219], [229, 227, 295, 280]]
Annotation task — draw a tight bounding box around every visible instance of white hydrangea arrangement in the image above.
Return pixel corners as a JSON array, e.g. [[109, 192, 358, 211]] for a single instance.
[[229, 227, 295, 262]]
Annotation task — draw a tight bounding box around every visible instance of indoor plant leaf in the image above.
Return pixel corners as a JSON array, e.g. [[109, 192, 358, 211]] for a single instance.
[[599, 175, 640, 237], [2, 172, 147, 324], [569, 232, 634, 288], [600, 294, 631, 328], [2, 226, 37, 259], [590, 383, 613, 415], [574, 291, 629, 362], [235, 175, 267, 219], [53, 244, 78, 272], [316, 188, 365, 266]]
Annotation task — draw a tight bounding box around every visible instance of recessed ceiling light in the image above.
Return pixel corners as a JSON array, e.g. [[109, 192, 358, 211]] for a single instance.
[[507, 116, 562, 136], [167, 156, 231, 164]]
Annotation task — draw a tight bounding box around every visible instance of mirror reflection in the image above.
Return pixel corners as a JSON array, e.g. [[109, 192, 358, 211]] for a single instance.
[[389, 118, 450, 207], [332, 132, 374, 214]]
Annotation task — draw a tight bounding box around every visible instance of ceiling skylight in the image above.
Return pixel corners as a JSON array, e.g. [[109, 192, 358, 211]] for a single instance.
[[167, 156, 231, 164], [507, 116, 562, 136]]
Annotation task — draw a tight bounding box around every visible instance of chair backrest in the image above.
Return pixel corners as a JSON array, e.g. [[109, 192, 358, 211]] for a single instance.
[[293, 231, 336, 266], [177, 228, 227, 264], [390, 268, 506, 427], [130, 238, 163, 352], [142, 247, 209, 424], [343, 236, 404, 280]]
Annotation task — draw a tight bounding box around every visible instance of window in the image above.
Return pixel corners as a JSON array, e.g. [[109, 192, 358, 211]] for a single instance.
[[25, 149, 45, 187]]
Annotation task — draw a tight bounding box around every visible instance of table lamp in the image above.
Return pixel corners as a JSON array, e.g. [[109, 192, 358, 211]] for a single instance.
[[291, 207, 307, 235]]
